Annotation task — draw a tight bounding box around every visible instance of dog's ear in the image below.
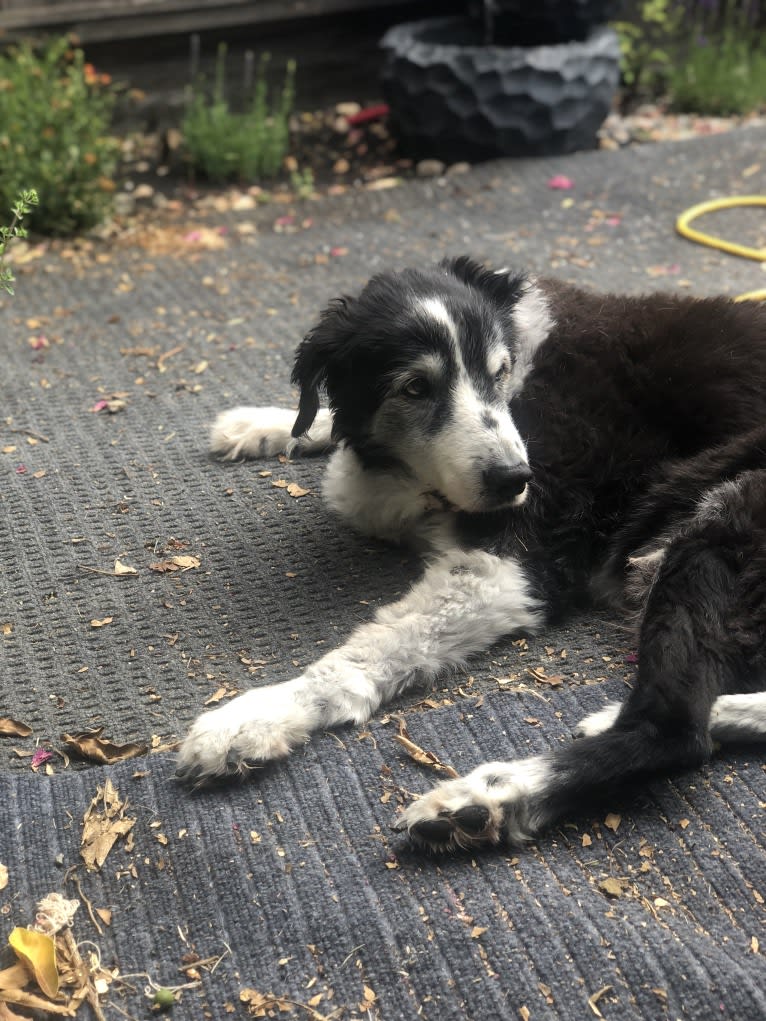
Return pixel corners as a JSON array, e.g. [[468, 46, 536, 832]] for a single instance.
[[291, 296, 354, 437], [441, 255, 525, 306]]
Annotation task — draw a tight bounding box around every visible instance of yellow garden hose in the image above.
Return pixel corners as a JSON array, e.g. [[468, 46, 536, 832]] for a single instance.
[[675, 195, 766, 301]]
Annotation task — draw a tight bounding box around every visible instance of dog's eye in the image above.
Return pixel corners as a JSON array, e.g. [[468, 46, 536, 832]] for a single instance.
[[402, 377, 431, 399], [494, 360, 511, 384]]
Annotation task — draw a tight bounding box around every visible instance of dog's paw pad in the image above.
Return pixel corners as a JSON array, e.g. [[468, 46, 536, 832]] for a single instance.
[[452, 804, 491, 834]]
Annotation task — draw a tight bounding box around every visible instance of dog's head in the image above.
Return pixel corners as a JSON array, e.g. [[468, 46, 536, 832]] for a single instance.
[[291, 256, 554, 513]]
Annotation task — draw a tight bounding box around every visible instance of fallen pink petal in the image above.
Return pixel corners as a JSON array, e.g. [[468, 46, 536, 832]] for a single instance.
[[346, 103, 390, 126], [15, 464, 27, 475], [31, 748, 53, 769], [547, 175, 574, 190], [91, 400, 109, 412]]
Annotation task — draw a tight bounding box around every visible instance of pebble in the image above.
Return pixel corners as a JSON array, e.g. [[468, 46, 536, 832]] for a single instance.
[[447, 161, 471, 176], [416, 159, 446, 178], [335, 101, 362, 118], [114, 193, 136, 216]]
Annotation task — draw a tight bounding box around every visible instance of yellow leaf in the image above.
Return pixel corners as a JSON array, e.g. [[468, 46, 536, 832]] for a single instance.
[[598, 877, 623, 898], [8, 928, 59, 998]]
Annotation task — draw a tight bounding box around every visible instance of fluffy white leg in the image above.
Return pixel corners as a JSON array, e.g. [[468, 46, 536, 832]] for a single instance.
[[176, 549, 544, 782], [574, 693, 766, 744], [709, 692, 766, 742], [391, 756, 555, 849], [210, 406, 334, 460], [573, 701, 622, 738]]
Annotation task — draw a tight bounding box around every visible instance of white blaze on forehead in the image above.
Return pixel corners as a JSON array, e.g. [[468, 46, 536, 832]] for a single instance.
[[416, 296, 459, 346]]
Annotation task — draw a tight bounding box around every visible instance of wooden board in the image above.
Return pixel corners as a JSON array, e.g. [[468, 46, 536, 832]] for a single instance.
[[0, 0, 418, 42]]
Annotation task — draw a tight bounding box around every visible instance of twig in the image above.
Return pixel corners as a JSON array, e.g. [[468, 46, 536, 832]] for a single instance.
[[9, 427, 50, 443]]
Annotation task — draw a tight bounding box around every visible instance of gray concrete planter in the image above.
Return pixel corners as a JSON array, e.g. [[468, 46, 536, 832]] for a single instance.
[[380, 17, 621, 161]]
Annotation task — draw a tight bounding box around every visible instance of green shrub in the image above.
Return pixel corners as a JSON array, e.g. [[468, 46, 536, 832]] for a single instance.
[[182, 44, 295, 183], [669, 2, 766, 115], [0, 188, 39, 294], [0, 37, 117, 235], [612, 0, 682, 106]]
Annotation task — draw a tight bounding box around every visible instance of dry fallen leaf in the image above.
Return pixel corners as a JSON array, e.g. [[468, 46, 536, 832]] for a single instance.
[[149, 555, 200, 573], [240, 987, 331, 1020], [393, 720, 459, 778], [0, 865, 7, 892], [286, 482, 309, 498], [0, 719, 31, 739], [113, 559, 137, 576], [62, 728, 148, 765], [598, 877, 624, 898], [81, 779, 136, 871], [8, 928, 58, 999], [604, 812, 621, 833], [90, 617, 113, 628]]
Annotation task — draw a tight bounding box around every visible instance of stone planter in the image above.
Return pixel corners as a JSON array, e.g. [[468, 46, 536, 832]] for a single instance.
[[380, 16, 621, 161]]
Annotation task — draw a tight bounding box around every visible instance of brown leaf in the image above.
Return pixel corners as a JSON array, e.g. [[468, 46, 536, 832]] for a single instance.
[[0, 864, 7, 891], [149, 555, 200, 573], [598, 877, 624, 898], [240, 986, 331, 1019], [89, 617, 113, 628], [604, 812, 621, 832], [393, 720, 459, 778], [62, 728, 148, 765], [0, 719, 31, 739], [81, 779, 136, 871], [286, 482, 309, 498]]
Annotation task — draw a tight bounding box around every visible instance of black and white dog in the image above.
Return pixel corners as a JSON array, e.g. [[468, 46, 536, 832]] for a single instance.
[[176, 256, 766, 851]]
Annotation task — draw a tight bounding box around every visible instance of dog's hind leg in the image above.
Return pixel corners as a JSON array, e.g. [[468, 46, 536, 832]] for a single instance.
[[176, 549, 544, 783], [395, 475, 766, 850], [210, 406, 334, 459]]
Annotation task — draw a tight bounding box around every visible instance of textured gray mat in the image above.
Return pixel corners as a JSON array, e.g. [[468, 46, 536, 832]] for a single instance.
[[1, 127, 765, 1018], [1, 682, 765, 1020]]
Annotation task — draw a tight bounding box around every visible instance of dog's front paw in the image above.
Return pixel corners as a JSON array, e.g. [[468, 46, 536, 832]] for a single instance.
[[392, 756, 552, 851], [210, 406, 297, 460], [175, 683, 311, 784]]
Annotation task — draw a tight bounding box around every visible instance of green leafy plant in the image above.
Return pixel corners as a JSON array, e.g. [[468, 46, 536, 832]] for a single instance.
[[289, 167, 315, 200], [612, 0, 682, 106], [0, 188, 39, 294], [669, 1, 766, 115], [182, 44, 295, 183], [0, 37, 117, 235]]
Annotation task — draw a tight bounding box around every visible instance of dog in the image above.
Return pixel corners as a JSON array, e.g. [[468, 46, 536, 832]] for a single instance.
[[176, 256, 766, 851]]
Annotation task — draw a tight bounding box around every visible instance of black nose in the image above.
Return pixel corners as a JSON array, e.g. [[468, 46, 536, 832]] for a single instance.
[[482, 463, 532, 501]]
